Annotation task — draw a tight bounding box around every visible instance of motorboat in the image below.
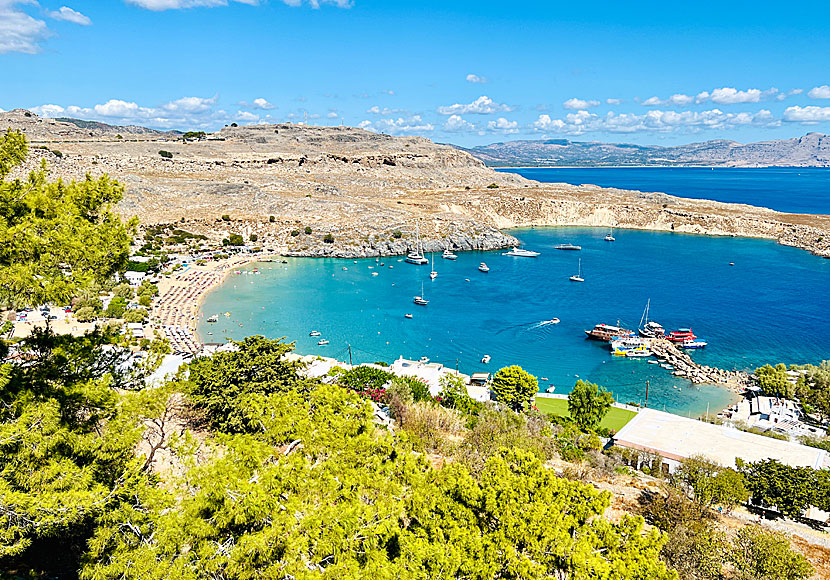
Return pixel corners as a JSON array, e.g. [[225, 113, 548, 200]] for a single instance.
[[542, 318, 560, 325], [372, 272, 379, 276], [442, 249, 458, 260], [309, 330, 321, 337], [569, 258, 584, 282], [681, 340, 708, 349], [317, 339, 329, 345], [503, 247, 540, 257], [585, 323, 634, 342], [555, 243, 582, 251], [478, 262, 490, 273], [404, 313, 413, 319], [481, 354, 491, 363], [625, 348, 652, 358], [604, 228, 615, 242], [419, 356, 430, 364], [206, 314, 219, 323]]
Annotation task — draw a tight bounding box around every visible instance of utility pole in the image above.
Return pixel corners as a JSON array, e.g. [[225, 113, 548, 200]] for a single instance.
[[645, 380, 650, 408], [348, 344, 352, 366]]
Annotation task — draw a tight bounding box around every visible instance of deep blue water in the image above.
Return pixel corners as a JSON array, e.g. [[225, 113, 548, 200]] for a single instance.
[[198, 227, 830, 417], [496, 167, 830, 215]]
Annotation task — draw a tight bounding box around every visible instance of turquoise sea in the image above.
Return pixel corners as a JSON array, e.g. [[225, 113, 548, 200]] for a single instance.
[[496, 167, 830, 215], [198, 227, 830, 418]]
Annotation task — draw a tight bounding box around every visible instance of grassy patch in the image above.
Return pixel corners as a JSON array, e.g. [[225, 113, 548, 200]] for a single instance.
[[534, 396, 636, 432]]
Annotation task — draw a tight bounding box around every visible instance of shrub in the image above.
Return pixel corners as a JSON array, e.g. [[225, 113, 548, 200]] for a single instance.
[[114, 283, 134, 300], [269, 215, 276, 222], [104, 296, 127, 319], [138, 294, 152, 307], [290, 230, 300, 237], [304, 226, 312, 235], [323, 233, 334, 243], [158, 150, 173, 159], [221, 214, 231, 222], [123, 308, 148, 323], [250, 234, 258, 243], [392, 230, 402, 239], [74, 306, 96, 322], [438, 373, 482, 416], [228, 233, 244, 246], [51, 149, 63, 158], [400, 401, 464, 452], [487, 183, 499, 189]]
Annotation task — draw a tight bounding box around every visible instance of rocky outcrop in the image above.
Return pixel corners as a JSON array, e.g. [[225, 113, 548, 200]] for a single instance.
[[650, 341, 751, 388]]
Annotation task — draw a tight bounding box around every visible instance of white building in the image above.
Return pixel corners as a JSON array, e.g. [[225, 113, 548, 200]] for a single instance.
[[124, 271, 146, 285]]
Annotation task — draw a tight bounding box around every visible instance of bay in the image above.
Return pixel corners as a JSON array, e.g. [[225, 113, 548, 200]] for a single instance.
[[197, 227, 830, 418], [496, 167, 830, 215]]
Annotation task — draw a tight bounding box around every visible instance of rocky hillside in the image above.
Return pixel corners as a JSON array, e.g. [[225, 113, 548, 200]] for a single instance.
[[2, 110, 829, 259], [464, 133, 830, 167]]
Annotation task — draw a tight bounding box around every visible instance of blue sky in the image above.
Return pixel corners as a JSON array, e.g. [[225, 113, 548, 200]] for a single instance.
[[1, 0, 830, 146]]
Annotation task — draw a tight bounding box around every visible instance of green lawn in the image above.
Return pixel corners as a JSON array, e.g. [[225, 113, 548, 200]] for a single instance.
[[534, 396, 636, 432]]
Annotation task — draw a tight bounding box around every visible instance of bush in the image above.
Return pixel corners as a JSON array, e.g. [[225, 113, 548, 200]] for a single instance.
[[51, 149, 63, 158], [400, 401, 464, 452], [438, 373, 482, 416], [104, 296, 127, 319], [74, 306, 96, 322], [221, 214, 231, 222], [304, 226, 312, 235], [334, 366, 395, 403], [323, 233, 334, 243], [269, 215, 276, 223], [228, 233, 244, 246], [138, 294, 152, 307], [250, 234, 258, 243], [114, 283, 134, 300], [392, 230, 402, 239], [290, 230, 300, 237], [158, 150, 173, 159], [123, 308, 148, 323], [487, 183, 499, 189]]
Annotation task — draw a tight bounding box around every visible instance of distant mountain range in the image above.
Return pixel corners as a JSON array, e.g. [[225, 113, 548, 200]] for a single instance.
[[460, 133, 830, 168]]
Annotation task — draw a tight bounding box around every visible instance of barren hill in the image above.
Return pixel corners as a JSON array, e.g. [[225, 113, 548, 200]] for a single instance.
[[464, 133, 830, 167], [2, 110, 829, 259]]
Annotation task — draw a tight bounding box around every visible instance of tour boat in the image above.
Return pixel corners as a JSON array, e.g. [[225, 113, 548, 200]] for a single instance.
[[478, 262, 490, 273], [569, 258, 584, 282], [207, 314, 219, 323], [309, 330, 321, 337], [638, 299, 665, 338], [429, 254, 437, 280], [681, 340, 708, 349], [317, 339, 329, 345], [442, 248, 458, 260], [585, 323, 634, 342], [667, 328, 697, 342], [405, 313, 413, 319], [481, 354, 491, 363], [406, 220, 429, 265], [555, 243, 582, 251], [504, 247, 540, 257]]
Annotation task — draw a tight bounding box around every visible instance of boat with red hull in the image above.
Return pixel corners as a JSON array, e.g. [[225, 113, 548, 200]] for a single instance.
[[667, 328, 697, 342], [585, 323, 634, 342]]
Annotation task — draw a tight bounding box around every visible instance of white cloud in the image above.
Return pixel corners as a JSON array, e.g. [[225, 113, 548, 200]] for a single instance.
[[783, 105, 830, 123], [94, 99, 144, 117], [437, 95, 513, 115], [533, 107, 779, 136], [563, 98, 599, 110], [642, 94, 695, 107], [359, 115, 433, 134], [466, 73, 487, 84], [696, 87, 778, 105], [125, 0, 351, 10], [0, 1, 50, 54], [487, 117, 519, 133], [606, 98, 622, 105], [442, 115, 475, 132], [326, 111, 338, 118], [163, 95, 217, 113], [808, 85, 830, 99], [47, 6, 92, 25], [366, 105, 404, 115], [30, 104, 67, 117], [235, 110, 259, 121], [252, 97, 275, 109]]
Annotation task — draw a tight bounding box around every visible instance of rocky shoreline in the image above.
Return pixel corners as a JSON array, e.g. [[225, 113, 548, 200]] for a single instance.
[[650, 341, 752, 390]]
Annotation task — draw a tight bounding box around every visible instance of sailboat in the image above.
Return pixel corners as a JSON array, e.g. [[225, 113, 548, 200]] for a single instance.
[[569, 258, 584, 282], [429, 254, 437, 279], [405, 220, 429, 265], [638, 299, 665, 337], [413, 281, 429, 305], [605, 228, 616, 242]]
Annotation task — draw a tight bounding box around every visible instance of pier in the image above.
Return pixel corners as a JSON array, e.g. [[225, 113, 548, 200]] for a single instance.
[[648, 339, 750, 388]]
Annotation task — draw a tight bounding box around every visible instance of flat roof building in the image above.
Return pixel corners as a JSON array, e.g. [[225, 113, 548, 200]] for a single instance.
[[613, 408, 828, 471]]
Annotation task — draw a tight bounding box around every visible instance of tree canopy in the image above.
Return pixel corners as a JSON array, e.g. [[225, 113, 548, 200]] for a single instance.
[[568, 379, 614, 431], [491, 365, 538, 412], [0, 129, 135, 308]]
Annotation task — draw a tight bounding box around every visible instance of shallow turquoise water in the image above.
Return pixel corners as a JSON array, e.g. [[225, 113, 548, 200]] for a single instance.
[[198, 227, 830, 417]]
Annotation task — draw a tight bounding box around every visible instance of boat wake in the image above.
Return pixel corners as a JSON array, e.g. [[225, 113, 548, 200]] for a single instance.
[[528, 318, 561, 330]]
